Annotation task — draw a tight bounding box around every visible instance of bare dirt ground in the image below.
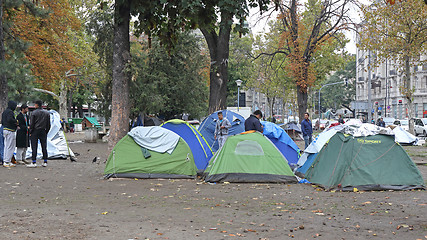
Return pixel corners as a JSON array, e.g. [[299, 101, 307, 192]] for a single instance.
[[0, 132, 426, 240]]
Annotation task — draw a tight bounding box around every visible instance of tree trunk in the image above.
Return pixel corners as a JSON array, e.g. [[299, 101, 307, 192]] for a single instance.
[[59, 80, 68, 120], [297, 85, 308, 123], [77, 105, 84, 118], [0, 0, 8, 115], [297, 64, 309, 123], [109, 0, 131, 150], [404, 55, 414, 134], [200, 15, 232, 114]]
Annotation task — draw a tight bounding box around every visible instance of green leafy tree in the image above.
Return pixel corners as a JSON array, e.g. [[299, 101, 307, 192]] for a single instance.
[[320, 59, 356, 115], [0, 0, 48, 113], [227, 31, 255, 107], [107, 0, 273, 148], [130, 32, 209, 120]]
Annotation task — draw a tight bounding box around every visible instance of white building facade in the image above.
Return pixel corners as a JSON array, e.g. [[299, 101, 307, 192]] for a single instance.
[[355, 47, 427, 120]]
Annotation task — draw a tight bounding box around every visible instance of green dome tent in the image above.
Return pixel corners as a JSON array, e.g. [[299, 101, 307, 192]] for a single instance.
[[204, 131, 297, 183], [306, 132, 425, 191], [105, 127, 197, 179]]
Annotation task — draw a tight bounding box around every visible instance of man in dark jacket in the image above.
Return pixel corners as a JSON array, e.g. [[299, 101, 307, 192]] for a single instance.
[[27, 100, 51, 168], [301, 112, 313, 149], [16, 104, 30, 164], [245, 110, 263, 133], [377, 117, 385, 127], [1, 101, 18, 167]]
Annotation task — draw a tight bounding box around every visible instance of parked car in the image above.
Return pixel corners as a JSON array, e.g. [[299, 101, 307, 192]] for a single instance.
[[414, 118, 427, 136], [393, 119, 409, 131]]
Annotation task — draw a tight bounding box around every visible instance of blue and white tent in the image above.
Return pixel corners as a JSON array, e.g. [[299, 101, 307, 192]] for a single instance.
[[198, 110, 245, 152], [161, 119, 213, 171], [261, 121, 301, 167], [295, 128, 339, 176]]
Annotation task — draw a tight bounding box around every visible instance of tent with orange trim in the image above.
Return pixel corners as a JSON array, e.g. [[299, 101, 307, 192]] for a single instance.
[[203, 131, 297, 183]]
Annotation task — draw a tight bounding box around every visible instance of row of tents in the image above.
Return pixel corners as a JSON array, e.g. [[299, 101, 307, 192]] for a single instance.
[[104, 110, 425, 191]]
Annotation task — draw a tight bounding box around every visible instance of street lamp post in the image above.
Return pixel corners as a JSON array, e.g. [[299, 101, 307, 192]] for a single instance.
[[236, 79, 243, 112]]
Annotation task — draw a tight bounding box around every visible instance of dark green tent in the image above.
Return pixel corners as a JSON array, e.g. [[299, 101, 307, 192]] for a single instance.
[[306, 132, 425, 191], [204, 131, 297, 183], [104, 128, 197, 179]]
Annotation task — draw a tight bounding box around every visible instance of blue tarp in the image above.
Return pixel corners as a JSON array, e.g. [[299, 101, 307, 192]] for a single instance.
[[198, 110, 245, 152], [296, 153, 318, 175], [161, 120, 213, 171], [261, 121, 301, 167], [295, 128, 339, 176]]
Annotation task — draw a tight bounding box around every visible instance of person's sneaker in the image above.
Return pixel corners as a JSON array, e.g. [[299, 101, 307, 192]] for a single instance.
[[3, 163, 11, 168], [23, 159, 31, 164], [42, 162, 47, 167], [9, 162, 16, 167], [26, 163, 37, 168]]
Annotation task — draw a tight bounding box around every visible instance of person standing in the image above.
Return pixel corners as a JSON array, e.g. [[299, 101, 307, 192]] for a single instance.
[[1, 101, 18, 168], [338, 114, 345, 124], [16, 104, 30, 164], [377, 117, 385, 127], [301, 112, 313, 149], [214, 112, 231, 149], [28, 100, 50, 168], [245, 110, 263, 133]]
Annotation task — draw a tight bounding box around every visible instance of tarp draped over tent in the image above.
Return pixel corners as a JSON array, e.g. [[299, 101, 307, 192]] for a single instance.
[[199, 110, 245, 152], [26, 110, 75, 159], [296, 123, 418, 176], [128, 126, 180, 154], [305, 132, 424, 191], [105, 126, 197, 179], [261, 121, 300, 167], [161, 119, 213, 170], [203, 132, 297, 183], [392, 126, 417, 145]]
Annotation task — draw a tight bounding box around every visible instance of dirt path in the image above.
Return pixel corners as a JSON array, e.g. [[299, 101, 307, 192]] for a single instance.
[[0, 133, 426, 240]]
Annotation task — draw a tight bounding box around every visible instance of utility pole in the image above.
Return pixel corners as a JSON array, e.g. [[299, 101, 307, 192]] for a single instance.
[[367, 50, 372, 123], [385, 58, 388, 117]]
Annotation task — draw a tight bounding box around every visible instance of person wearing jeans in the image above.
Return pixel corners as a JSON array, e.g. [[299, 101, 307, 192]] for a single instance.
[[1, 101, 18, 168], [301, 112, 313, 149], [28, 100, 50, 168], [214, 112, 231, 150]]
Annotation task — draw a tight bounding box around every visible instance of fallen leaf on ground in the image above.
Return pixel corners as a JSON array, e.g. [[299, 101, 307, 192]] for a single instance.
[[362, 201, 371, 204], [101, 212, 108, 215]]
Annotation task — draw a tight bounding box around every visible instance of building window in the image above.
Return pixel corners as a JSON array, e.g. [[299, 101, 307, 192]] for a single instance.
[[398, 104, 402, 119], [424, 103, 427, 118], [415, 103, 418, 118], [392, 104, 396, 118]]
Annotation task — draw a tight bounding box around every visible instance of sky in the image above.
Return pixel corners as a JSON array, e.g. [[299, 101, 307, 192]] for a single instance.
[[247, 2, 364, 55]]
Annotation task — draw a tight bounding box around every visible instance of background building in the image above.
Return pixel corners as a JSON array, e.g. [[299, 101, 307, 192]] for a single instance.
[[355, 48, 427, 120]]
